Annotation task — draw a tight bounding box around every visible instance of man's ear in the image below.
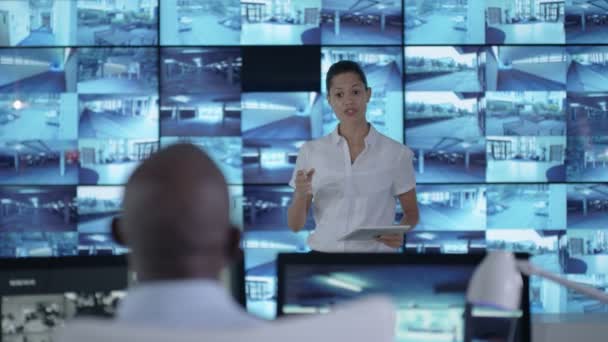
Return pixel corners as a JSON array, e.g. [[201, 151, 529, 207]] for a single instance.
[[226, 225, 242, 261], [111, 216, 127, 247]]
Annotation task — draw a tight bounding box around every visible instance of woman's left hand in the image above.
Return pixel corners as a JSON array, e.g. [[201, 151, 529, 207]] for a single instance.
[[376, 234, 404, 249]]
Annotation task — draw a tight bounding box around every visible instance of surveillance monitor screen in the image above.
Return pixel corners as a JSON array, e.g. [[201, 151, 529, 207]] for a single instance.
[[1, 291, 125, 341], [0, 0, 158, 47], [0, 256, 128, 341], [277, 253, 530, 342]]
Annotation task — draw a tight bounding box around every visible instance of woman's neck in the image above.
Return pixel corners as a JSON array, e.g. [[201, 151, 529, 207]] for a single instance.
[[338, 121, 370, 145]]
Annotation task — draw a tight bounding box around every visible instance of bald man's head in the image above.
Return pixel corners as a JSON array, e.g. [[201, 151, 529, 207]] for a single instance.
[[112, 143, 239, 281]]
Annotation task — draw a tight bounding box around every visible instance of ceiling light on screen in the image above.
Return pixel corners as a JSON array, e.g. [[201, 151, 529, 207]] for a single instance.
[[318, 275, 363, 292], [12, 100, 23, 110]]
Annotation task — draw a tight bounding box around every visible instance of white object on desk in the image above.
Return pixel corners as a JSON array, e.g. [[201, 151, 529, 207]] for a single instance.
[[467, 250, 523, 311], [467, 251, 608, 309], [468, 251, 608, 341]]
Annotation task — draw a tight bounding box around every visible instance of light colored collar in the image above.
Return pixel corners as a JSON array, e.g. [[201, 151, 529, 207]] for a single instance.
[[330, 123, 378, 146], [116, 279, 241, 322]]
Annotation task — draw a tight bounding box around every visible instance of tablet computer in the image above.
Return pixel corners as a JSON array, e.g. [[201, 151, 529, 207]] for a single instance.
[[338, 225, 413, 241]]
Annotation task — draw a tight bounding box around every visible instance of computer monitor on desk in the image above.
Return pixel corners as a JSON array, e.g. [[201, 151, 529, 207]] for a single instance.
[[277, 253, 531, 342], [0, 256, 128, 342]]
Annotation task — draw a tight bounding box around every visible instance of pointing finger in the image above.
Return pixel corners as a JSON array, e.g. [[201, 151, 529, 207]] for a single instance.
[[306, 168, 315, 180]]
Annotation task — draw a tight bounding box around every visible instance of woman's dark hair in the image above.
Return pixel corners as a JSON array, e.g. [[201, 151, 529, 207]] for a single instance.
[[325, 60, 368, 93]]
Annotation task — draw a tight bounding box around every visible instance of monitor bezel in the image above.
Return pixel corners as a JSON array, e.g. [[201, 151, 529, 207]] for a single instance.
[[276, 252, 531, 342]]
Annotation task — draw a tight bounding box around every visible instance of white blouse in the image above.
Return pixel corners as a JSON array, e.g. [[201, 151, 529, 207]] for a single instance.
[[289, 125, 416, 252]]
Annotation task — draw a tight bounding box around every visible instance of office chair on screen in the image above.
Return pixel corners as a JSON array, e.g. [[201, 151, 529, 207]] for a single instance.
[[55, 296, 395, 342]]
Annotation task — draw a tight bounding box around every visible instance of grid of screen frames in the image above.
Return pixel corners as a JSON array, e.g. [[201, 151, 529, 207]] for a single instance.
[[0, 0, 606, 322]]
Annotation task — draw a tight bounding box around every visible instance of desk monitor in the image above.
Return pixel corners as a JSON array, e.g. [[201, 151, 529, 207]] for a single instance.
[[0, 254, 245, 342], [0, 256, 128, 342], [277, 253, 531, 342]]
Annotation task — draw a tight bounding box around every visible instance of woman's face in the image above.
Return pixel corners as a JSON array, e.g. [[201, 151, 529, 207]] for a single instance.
[[327, 72, 371, 125]]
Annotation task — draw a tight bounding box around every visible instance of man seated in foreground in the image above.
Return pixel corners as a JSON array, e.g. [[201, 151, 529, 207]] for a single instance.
[[110, 143, 262, 328], [56, 143, 396, 342]]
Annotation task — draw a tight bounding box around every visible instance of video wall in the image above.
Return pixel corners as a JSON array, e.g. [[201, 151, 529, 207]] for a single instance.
[[0, 0, 607, 324]]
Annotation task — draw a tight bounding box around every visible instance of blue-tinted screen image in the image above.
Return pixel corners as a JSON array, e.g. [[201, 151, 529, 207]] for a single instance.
[[0, 0, 77, 46], [0, 93, 78, 140], [566, 229, 608, 277], [486, 46, 567, 91], [486, 229, 565, 273], [565, 1, 608, 44], [244, 230, 310, 320], [567, 46, 608, 91], [78, 139, 158, 185], [529, 275, 566, 314], [486, 184, 566, 230], [405, 46, 484, 92], [406, 91, 483, 139], [0, 140, 79, 185], [404, 230, 486, 254], [0, 186, 77, 257], [407, 136, 486, 183], [0, 48, 74, 93], [279, 258, 527, 342], [243, 185, 314, 232], [78, 94, 159, 140], [0, 231, 77, 258], [242, 185, 313, 319], [565, 274, 608, 314], [160, 93, 241, 137], [566, 136, 608, 182], [567, 184, 608, 229], [405, 0, 485, 45], [77, 185, 127, 256], [161, 47, 241, 95], [415, 184, 486, 231], [562, 228, 608, 314], [485, 136, 566, 182], [160, 0, 240, 46], [283, 264, 472, 341], [321, 0, 402, 45], [242, 92, 322, 141], [485, 0, 565, 44], [0, 0, 158, 47], [405, 91, 485, 183], [486, 91, 566, 136], [241, 0, 321, 45], [76, 0, 158, 46], [229, 185, 244, 229], [567, 92, 608, 136], [77, 47, 158, 94], [242, 139, 302, 184], [0, 186, 77, 233]]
